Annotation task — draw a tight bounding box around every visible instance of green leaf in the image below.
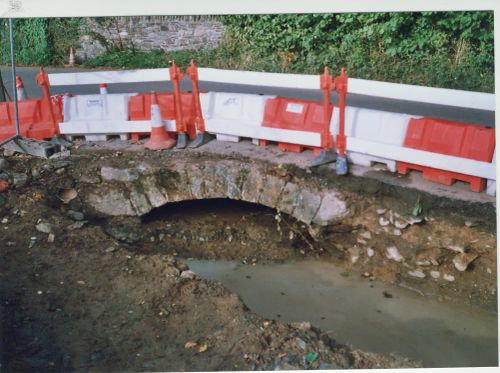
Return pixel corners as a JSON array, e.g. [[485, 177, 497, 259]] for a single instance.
[[306, 351, 319, 364]]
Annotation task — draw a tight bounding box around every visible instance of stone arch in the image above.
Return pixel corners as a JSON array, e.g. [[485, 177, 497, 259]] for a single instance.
[[82, 158, 349, 227]]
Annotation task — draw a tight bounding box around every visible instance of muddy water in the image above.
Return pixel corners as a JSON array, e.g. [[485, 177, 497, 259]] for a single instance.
[[186, 259, 498, 368]]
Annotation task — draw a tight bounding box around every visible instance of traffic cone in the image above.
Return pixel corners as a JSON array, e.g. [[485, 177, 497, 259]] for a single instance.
[[15, 76, 27, 100], [99, 83, 108, 94], [69, 47, 76, 67], [144, 92, 176, 150]]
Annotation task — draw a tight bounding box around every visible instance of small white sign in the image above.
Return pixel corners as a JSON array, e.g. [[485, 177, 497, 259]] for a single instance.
[[286, 102, 303, 114], [87, 99, 103, 107]]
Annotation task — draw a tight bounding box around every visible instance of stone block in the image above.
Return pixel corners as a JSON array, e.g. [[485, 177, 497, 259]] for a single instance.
[[101, 167, 139, 182], [292, 190, 321, 225], [258, 175, 286, 209], [277, 182, 300, 215], [240, 168, 264, 204], [312, 192, 349, 226]]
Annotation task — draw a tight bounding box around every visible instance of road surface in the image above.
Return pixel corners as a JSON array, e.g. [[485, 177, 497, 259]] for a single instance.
[[0, 66, 495, 127]]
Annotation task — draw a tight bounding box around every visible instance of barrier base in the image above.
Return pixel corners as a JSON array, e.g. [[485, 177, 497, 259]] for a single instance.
[[336, 155, 349, 175], [398, 162, 486, 192], [176, 133, 188, 149], [188, 132, 214, 148], [310, 149, 337, 167]]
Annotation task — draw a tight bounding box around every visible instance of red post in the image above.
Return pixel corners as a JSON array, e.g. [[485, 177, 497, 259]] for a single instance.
[[334, 68, 348, 156], [186, 59, 206, 133], [320, 66, 334, 150], [36, 66, 59, 134], [169, 60, 186, 134]]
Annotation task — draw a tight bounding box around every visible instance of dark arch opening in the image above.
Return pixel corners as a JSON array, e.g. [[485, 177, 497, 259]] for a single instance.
[[105, 198, 321, 261]]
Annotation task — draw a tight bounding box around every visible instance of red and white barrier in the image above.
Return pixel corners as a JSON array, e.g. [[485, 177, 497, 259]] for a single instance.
[[331, 106, 419, 172], [16, 65, 494, 194], [486, 149, 496, 196]]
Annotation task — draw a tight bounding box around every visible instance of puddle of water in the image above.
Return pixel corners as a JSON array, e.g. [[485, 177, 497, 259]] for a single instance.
[[186, 259, 498, 368]]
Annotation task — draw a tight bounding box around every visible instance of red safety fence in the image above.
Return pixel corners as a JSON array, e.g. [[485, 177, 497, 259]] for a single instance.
[[262, 97, 331, 153], [128, 92, 197, 139], [0, 95, 64, 141], [398, 117, 495, 192]]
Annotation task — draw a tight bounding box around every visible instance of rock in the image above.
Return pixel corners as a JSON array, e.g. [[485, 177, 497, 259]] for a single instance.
[[386, 246, 404, 262], [392, 228, 402, 236], [360, 231, 372, 240], [66, 210, 85, 221], [180, 270, 197, 280], [379, 216, 390, 226], [357, 238, 367, 245], [105, 246, 116, 253], [430, 271, 440, 279], [465, 220, 478, 228], [348, 247, 360, 263], [57, 188, 78, 204], [3, 149, 15, 157], [67, 221, 87, 230], [36, 222, 53, 234], [408, 270, 426, 278], [11, 173, 28, 188], [291, 321, 311, 331], [296, 337, 306, 350], [366, 247, 375, 257], [100, 166, 140, 182], [0, 157, 8, 171], [447, 245, 465, 254], [0, 179, 8, 193], [47, 233, 55, 243], [394, 219, 409, 229], [376, 208, 387, 215], [452, 252, 478, 272], [443, 273, 455, 282]]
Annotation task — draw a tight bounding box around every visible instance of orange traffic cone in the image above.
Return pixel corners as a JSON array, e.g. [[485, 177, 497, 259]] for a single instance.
[[15, 76, 27, 100], [99, 83, 108, 94], [69, 47, 76, 67], [144, 92, 176, 150]]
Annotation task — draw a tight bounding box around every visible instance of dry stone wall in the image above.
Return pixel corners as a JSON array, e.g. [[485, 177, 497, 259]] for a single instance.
[[78, 16, 225, 59]]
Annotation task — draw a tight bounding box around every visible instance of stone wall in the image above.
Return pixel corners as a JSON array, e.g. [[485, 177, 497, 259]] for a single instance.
[[78, 16, 225, 59]]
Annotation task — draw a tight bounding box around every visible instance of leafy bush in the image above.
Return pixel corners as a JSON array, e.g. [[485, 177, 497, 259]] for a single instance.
[[219, 12, 494, 92], [0, 18, 82, 66]]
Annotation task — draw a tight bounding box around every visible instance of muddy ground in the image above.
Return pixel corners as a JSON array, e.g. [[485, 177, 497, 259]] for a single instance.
[[0, 143, 497, 371]]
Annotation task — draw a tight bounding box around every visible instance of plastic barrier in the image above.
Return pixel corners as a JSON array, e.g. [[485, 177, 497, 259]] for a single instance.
[[128, 92, 196, 139], [262, 97, 330, 153], [486, 149, 496, 196], [397, 118, 495, 192], [59, 93, 136, 141], [331, 106, 418, 172], [200, 92, 323, 147], [0, 96, 63, 141]]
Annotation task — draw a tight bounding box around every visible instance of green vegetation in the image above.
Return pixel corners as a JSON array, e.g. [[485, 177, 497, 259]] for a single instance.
[[0, 18, 82, 66], [1, 12, 494, 92]]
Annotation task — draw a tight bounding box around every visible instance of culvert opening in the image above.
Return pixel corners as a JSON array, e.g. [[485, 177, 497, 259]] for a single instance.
[[104, 198, 321, 261]]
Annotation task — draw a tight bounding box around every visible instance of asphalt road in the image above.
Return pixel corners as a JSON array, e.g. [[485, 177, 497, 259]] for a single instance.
[[1, 66, 495, 127]]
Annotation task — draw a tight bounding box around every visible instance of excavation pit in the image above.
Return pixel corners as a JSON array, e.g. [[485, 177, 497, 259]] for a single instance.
[[0, 141, 497, 370]]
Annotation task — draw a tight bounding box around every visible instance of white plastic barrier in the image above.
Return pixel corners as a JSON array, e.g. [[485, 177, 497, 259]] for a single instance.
[[486, 149, 496, 196], [198, 68, 495, 111], [60, 93, 134, 141], [59, 93, 176, 140], [200, 92, 322, 146], [48, 68, 171, 86], [331, 106, 419, 172]]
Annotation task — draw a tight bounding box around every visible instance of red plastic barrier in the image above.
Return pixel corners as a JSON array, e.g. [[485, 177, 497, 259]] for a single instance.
[[261, 97, 333, 153], [398, 117, 495, 192], [129, 92, 196, 139], [0, 96, 63, 141]]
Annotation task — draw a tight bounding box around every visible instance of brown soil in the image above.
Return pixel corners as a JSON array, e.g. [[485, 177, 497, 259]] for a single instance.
[[0, 146, 496, 371]]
